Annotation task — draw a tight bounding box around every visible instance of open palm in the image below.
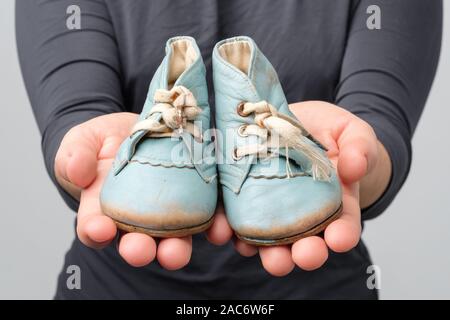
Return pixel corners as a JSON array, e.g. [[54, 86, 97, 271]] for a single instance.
[[55, 101, 387, 274], [208, 101, 387, 276], [55, 113, 231, 268]]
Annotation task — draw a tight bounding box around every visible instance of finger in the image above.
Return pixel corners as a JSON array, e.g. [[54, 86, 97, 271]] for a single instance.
[[324, 183, 362, 253], [206, 203, 233, 245], [55, 126, 99, 188], [233, 239, 258, 257], [157, 236, 192, 270], [77, 159, 117, 248], [118, 232, 157, 267], [259, 246, 295, 277], [336, 120, 378, 184], [289, 102, 339, 153], [292, 236, 329, 271]]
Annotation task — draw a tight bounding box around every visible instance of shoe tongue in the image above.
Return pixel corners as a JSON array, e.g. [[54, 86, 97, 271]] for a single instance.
[[131, 52, 209, 167], [247, 48, 293, 116], [218, 38, 293, 116], [238, 41, 309, 178]]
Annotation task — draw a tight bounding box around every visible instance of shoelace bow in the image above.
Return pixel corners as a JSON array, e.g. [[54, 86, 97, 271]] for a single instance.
[[235, 101, 333, 181], [131, 86, 202, 141]]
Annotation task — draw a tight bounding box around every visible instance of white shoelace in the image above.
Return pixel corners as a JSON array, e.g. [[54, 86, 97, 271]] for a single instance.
[[131, 86, 202, 141], [235, 101, 333, 181]]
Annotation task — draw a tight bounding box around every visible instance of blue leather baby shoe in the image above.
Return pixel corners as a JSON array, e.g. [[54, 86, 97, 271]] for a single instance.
[[100, 37, 217, 237], [213, 36, 342, 245]]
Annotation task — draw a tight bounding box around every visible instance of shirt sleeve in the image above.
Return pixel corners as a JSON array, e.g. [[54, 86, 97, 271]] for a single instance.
[[335, 0, 442, 219], [16, 0, 125, 211]]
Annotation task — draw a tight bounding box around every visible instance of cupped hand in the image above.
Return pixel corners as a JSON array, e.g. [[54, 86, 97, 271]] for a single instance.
[[55, 102, 390, 274], [207, 101, 391, 276], [55, 113, 232, 268]]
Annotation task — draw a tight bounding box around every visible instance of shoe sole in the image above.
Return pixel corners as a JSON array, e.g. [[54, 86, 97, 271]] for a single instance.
[[111, 215, 215, 238], [235, 202, 343, 246]]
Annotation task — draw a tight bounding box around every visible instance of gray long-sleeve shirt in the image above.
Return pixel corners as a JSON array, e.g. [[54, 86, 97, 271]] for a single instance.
[[16, 0, 441, 299]]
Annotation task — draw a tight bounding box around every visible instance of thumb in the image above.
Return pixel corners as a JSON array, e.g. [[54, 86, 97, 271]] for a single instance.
[[337, 119, 378, 184], [55, 125, 99, 189]]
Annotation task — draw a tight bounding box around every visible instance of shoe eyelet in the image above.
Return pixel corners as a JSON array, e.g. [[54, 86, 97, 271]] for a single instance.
[[232, 147, 243, 161], [236, 102, 248, 117], [237, 124, 249, 137]]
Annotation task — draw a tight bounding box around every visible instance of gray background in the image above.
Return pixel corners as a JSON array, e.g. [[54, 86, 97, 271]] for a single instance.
[[1, 1, 449, 299]]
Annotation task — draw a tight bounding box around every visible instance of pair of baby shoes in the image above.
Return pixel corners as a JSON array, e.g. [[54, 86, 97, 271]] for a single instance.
[[100, 36, 342, 246]]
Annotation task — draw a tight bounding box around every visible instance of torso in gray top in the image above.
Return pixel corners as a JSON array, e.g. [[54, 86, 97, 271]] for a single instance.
[[16, 0, 441, 299]]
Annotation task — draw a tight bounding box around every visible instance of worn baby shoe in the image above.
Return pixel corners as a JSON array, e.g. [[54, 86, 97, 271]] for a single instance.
[[100, 37, 217, 237], [213, 36, 342, 245]]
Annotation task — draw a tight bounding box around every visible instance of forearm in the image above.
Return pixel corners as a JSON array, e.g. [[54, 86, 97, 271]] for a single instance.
[[16, 0, 123, 209], [335, 0, 441, 219]]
